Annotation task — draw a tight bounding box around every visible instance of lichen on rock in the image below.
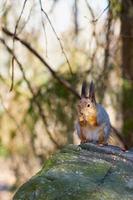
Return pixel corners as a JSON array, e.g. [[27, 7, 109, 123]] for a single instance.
[[13, 144, 133, 200]]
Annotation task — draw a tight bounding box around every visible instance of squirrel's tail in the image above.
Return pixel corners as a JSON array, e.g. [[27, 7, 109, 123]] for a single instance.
[[108, 127, 127, 150]]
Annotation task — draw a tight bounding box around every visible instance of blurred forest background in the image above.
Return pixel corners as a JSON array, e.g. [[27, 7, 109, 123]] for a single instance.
[[0, 0, 133, 199]]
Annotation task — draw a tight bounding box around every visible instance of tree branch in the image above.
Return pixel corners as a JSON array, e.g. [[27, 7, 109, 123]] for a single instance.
[[74, 0, 79, 35], [39, 0, 73, 75], [11, 0, 28, 91], [85, 0, 110, 22], [0, 96, 24, 139], [85, 0, 95, 20], [17, 2, 34, 35], [2, 27, 80, 99], [38, 1, 48, 57], [0, 37, 61, 148]]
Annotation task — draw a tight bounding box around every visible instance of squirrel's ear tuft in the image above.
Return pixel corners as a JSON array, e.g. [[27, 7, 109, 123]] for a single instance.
[[89, 81, 96, 103], [81, 80, 87, 98]]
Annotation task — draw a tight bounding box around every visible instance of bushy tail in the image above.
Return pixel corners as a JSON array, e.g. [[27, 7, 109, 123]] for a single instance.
[[108, 127, 127, 150]]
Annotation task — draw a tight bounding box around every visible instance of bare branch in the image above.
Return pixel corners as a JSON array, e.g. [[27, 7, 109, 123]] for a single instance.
[[49, 0, 60, 13], [0, 97, 24, 138], [39, 1, 48, 57], [11, 0, 28, 91], [85, 0, 95, 20], [17, 2, 34, 35], [74, 0, 79, 35], [85, 0, 100, 73], [0, 0, 7, 16], [39, 0, 73, 75], [2, 27, 80, 99], [85, 0, 110, 22], [0, 37, 61, 148], [95, 7, 112, 103], [93, 2, 110, 22], [103, 9, 112, 74]]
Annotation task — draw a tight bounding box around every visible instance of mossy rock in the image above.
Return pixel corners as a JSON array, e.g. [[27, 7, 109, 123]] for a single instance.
[[13, 144, 133, 200]]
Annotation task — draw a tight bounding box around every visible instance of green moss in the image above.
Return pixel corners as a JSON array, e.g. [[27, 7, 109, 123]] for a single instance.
[[13, 144, 133, 200], [39, 145, 81, 175]]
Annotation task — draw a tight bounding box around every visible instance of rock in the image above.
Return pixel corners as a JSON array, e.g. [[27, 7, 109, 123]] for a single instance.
[[13, 143, 133, 200]]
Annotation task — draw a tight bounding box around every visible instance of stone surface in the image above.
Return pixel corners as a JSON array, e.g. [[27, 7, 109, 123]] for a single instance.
[[13, 144, 133, 200]]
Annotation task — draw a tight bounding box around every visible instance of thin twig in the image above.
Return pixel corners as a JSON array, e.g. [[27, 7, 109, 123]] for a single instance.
[[41, 18, 48, 57], [74, 0, 78, 35], [39, 0, 73, 75], [17, 2, 34, 35], [103, 9, 112, 74], [92, 2, 110, 22], [97, 6, 112, 100], [39, 1, 48, 57], [11, 0, 28, 91], [0, 97, 24, 138], [49, 0, 59, 13], [85, 0, 98, 72], [0, 0, 7, 16], [0, 37, 61, 148], [2, 27, 80, 99], [85, 0, 110, 22], [85, 0, 95, 20]]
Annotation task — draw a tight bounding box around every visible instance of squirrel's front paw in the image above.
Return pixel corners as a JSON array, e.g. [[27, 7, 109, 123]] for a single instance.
[[98, 143, 108, 147], [80, 140, 87, 144], [80, 139, 94, 144]]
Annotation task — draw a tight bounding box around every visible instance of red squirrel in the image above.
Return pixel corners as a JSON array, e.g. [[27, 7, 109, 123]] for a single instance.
[[75, 81, 111, 145]]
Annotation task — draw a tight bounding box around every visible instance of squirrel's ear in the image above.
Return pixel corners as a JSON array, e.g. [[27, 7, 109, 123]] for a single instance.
[[81, 80, 87, 98], [89, 81, 96, 103]]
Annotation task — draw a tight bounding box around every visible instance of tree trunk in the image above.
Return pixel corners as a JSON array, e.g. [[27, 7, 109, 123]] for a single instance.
[[121, 0, 133, 147]]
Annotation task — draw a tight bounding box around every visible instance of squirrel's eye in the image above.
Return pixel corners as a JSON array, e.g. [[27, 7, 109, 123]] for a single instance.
[[87, 104, 90, 107]]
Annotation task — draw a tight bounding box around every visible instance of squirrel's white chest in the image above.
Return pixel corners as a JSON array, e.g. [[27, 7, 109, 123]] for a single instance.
[[75, 122, 105, 142], [82, 126, 100, 141]]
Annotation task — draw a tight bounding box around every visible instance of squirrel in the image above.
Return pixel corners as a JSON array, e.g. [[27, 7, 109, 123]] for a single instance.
[[75, 81, 111, 145]]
